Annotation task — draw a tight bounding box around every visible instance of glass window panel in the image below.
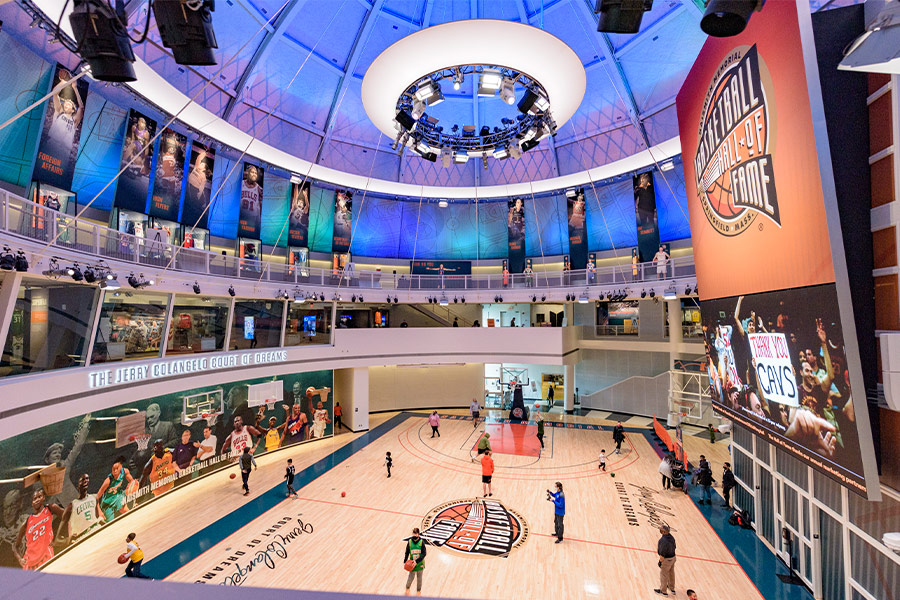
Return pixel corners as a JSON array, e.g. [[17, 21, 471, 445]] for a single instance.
[[802, 497, 810, 538], [92, 290, 169, 363], [732, 423, 753, 451], [733, 483, 755, 523], [849, 488, 900, 548], [285, 302, 332, 346], [734, 447, 755, 487], [813, 469, 843, 515], [166, 295, 229, 355], [759, 468, 776, 546], [776, 448, 809, 489], [784, 485, 799, 531], [230, 300, 283, 350], [850, 532, 899, 600], [819, 510, 846, 600], [755, 436, 771, 465], [0, 278, 99, 375]]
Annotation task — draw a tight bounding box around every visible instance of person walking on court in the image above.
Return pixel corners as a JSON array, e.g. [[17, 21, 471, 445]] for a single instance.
[[547, 481, 565, 543], [453, 317, 459, 327], [721, 462, 735, 508], [239, 447, 256, 496], [654, 524, 677, 596], [470, 398, 481, 428], [334, 402, 343, 431], [123, 532, 150, 579], [697, 460, 714, 505], [535, 405, 545, 449], [385, 451, 393, 478], [284, 458, 298, 498], [707, 424, 717, 444], [472, 432, 491, 462], [428, 411, 440, 438], [613, 422, 625, 454], [659, 454, 673, 490], [547, 384, 554, 407], [599, 449, 607, 471], [481, 450, 494, 497], [403, 527, 426, 594]]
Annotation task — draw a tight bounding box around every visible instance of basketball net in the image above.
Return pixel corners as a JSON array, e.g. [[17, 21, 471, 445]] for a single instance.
[[130, 433, 151, 452]]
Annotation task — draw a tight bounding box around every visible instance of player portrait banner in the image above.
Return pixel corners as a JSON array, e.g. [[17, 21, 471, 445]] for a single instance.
[[567, 189, 588, 270], [633, 171, 660, 263], [288, 181, 311, 246], [332, 189, 353, 252], [238, 161, 264, 238], [32, 64, 89, 191], [114, 109, 157, 212], [182, 141, 215, 229], [677, 0, 878, 496], [507, 197, 525, 273], [0, 370, 333, 570], [148, 128, 187, 221]]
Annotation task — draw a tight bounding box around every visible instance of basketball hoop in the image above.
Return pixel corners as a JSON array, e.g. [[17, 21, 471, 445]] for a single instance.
[[129, 433, 152, 452], [205, 412, 220, 426]]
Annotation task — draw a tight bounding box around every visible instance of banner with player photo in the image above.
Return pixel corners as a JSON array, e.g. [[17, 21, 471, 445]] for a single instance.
[[181, 142, 215, 229], [289, 181, 311, 246], [332, 190, 353, 252], [148, 129, 187, 221], [238, 162, 264, 238], [633, 171, 660, 263], [0, 369, 333, 570], [703, 284, 866, 492], [32, 64, 89, 191], [567, 189, 588, 270], [114, 109, 157, 213], [507, 197, 525, 273]]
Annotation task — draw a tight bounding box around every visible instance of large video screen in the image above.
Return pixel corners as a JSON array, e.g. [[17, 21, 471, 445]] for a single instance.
[[703, 284, 864, 492]]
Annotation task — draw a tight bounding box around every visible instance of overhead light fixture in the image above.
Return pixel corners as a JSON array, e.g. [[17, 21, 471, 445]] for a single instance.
[[508, 143, 522, 160], [42, 258, 67, 278], [127, 273, 153, 289], [0, 246, 17, 271], [565, 189, 577, 198], [700, 0, 764, 38], [478, 69, 502, 96], [641, 289, 647, 298], [499, 77, 516, 105], [411, 99, 426, 120], [454, 151, 469, 164], [452, 69, 464, 90], [394, 296, 399, 303], [395, 110, 416, 132], [83, 266, 97, 283], [517, 89, 549, 114], [152, 0, 218, 66], [438, 199, 449, 208], [649, 289, 656, 298], [453, 297, 458, 303], [663, 284, 677, 300], [685, 286, 692, 295], [192, 281, 201, 295], [100, 277, 120, 290], [439, 297, 449, 306], [660, 161, 675, 172], [320, 293, 326, 301], [414, 80, 436, 102], [67, 264, 83, 282], [493, 147, 510, 160], [228, 285, 236, 297], [541, 296, 546, 302], [578, 295, 589, 304], [441, 148, 453, 168], [594, 0, 654, 34], [69, 0, 137, 82]]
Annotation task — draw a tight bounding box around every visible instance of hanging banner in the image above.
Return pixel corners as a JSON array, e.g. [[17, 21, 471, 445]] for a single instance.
[[332, 189, 353, 252], [114, 109, 157, 212], [182, 141, 215, 229], [149, 128, 187, 221], [633, 171, 660, 263], [507, 197, 525, 272], [33, 64, 89, 191], [238, 161, 264, 238], [289, 181, 311, 246], [567, 189, 587, 270]]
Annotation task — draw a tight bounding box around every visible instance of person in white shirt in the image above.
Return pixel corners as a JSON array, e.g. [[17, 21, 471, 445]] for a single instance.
[[123, 532, 149, 578], [470, 398, 481, 428], [653, 245, 669, 280], [194, 426, 217, 461]]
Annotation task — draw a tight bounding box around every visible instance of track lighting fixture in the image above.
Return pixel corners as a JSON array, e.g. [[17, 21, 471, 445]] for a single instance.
[[228, 285, 236, 297], [192, 281, 201, 295]]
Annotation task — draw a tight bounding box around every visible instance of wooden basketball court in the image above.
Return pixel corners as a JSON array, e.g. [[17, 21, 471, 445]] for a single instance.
[[44, 411, 757, 599]]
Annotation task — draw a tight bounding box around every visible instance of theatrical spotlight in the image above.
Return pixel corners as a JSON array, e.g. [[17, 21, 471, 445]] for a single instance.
[[277, 290, 290, 300], [387, 296, 393, 304], [152, 0, 218, 66], [517, 90, 550, 115], [127, 273, 153, 289], [192, 281, 201, 295], [649, 289, 656, 298], [663, 284, 678, 300], [320, 293, 326, 301], [454, 297, 458, 304], [685, 285, 692, 296], [541, 296, 546, 302], [693, 286, 699, 295], [594, 0, 654, 34], [532, 295, 537, 302], [351, 295, 357, 303], [0, 245, 21, 271], [69, 0, 137, 82], [641, 289, 647, 298], [494, 296, 500, 303], [499, 77, 516, 105], [394, 296, 399, 304], [67, 263, 83, 282], [228, 285, 236, 297], [439, 296, 449, 306], [701, 0, 764, 38], [460, 297, 465, 303], [42, 258, 67, 278], [83, 266, 97, 283], [100, 275, 120, 290]]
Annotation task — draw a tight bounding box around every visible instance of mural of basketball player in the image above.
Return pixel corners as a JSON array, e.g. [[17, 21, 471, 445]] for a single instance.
[[155, 136, 180, 198], [507, 198, 525, 242], [140, 441, 178, 497], [47, 69, 84, 160], [124, 116, 151, 178], [290, 181, 310, 233], [0, 489, 26, 568], [59, 474, 103, 546], [185, 148, 212, 224], [96, 456, 134, 522], [222, 416, 262, 459], [568, 191, 585, 229], [282, 402, 308, 445], [311, 401, 331, 439], [16, 487, 64, 570], [41, 413, 91, 507], [131, 404, 176, 473]]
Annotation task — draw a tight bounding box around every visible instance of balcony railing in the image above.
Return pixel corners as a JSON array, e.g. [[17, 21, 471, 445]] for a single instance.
[[0, 189, 695, 290]]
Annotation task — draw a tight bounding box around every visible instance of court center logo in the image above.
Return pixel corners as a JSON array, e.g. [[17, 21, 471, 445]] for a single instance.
[[694, 44, 780, 236], [420, 498, 528, 557]]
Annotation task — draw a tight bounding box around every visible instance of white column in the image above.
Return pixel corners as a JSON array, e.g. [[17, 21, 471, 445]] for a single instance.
[[667, 298, 682, 366], [335, 367, 370, 432], [564, 363, 575, 414]]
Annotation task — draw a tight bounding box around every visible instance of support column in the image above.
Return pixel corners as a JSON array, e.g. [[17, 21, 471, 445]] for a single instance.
[[335, 367, 369, 433], [667, 298, 682, 367], [564, 363, 575, 414]]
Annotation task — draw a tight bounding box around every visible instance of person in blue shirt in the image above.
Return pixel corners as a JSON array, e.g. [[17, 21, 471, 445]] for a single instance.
[[547, 481, 565, 543]]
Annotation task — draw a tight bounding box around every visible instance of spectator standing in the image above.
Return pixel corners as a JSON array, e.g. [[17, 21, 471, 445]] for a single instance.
[[239, 447, 257, 496], [535, 406, 545, 449], [698, 460, 714, 505], [659, 454, 673, 490], [547, 482, 565, 543], [547, 384, 555, 406], [481, 450, 494, 497], [707, 424, 717, 444], [334, 403, 343, 430], [470, 398, 481, 428], [655, 524, 676, 596], [510, 317, 517, 328], [721, 463, 735, 508], [403, 528, 427, 594], [453, 317, 459, 327], [613, 422, 625, 454], [123, 533, 150, 579], [428, 411, 441, 438], [653, 245, 670, 280]]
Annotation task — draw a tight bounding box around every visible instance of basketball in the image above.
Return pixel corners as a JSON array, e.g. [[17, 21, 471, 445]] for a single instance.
[[611, 473, 616, 478], [230, 473, 237, 479], [341, 491, 346, 497], [117, 554, 128, 564]]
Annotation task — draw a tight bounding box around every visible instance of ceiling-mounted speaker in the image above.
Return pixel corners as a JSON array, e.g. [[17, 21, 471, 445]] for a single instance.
[[701, 0, 763, 38], [595, 0, 653, 34]]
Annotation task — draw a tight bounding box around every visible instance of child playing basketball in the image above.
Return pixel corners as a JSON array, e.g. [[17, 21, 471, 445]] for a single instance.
[[385, 452, 392, 478], [599, 450, 607, 471], [284, 459, 297, 498]]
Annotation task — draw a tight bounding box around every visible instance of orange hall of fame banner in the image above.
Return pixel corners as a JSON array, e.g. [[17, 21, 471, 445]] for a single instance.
[[675, 0, 835, 301]]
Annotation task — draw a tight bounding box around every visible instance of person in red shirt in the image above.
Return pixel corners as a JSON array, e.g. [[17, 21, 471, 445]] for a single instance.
[[17, 487, 64, 570], [334, 402, 343, 431], [481, 450, 495, 497]]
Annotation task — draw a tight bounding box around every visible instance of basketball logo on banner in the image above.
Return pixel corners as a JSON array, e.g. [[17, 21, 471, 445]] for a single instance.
[[419, 498, 528, 557], [695, 45, 780, 236]]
